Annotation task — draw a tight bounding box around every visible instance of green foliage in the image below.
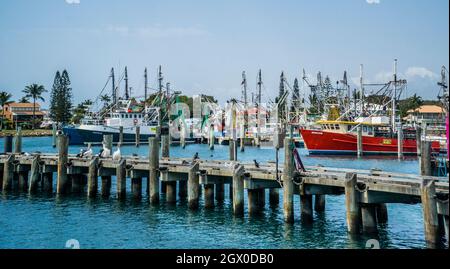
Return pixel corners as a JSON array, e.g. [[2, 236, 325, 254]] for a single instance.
[[49, 70, 73, 124], [18, 96, 30, 103], [23, 83, 47, 129], [398, 94, 423, 118], [0, 91, 13, 130]]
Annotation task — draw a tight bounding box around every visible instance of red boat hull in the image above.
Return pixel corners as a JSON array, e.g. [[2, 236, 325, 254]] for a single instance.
[[300, 129, 440, 155]]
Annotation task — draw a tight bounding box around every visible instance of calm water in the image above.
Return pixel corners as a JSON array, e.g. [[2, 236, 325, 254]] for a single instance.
[[0, 137, 446, 249]]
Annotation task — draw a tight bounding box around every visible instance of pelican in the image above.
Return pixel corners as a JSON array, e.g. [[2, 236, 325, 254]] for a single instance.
[[100, 141, 111, 158], [82, 143, 93, 158], [112, 143, 121, 161]]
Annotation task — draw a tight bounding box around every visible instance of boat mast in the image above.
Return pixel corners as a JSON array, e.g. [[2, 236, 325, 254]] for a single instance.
[[242, 71, 248, 106], [124, 66, 129, 100], [158, 65, 163, 95], [144, 67, 148, 103], [392, 59, 398, 132], [257, 69, 262, 142], [111, 67, 116, 104], [359, 64, 364, 115]]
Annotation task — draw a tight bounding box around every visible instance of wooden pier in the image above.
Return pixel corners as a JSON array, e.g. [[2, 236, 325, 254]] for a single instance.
[[0, 135, 448, 248]]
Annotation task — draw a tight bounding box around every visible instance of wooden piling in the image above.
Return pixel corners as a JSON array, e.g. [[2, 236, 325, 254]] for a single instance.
[[415, 125, 422, 156], [397, 127, 403, 159], [421, 178, 439, 247], [3, 135, 13, 153], [229, 139, 236, 200], [420, 141, 432, 176], [161, 134, 170, 193], [119, 126, 124, 144], [283, 137, 294, 223], [101, 176, 111, 197], [376, 203, 388, 224], [248, 189, 259, 215], [269, 188, 279, 206], [209, 124, 215, 150], [300, 194, 313, 223], [361, 204, 378, 234], [14, 127, 22, 153], [166, 181, 177, 203], [56, 135, 69, 194], [188, 161, 200, 209], [28, 155, 40, 193], [314, 194, 326, 212], [131, 178, 142, 199], [204, 184, 215, 208], [149, 137, 160, 205], [2, 155, 14, 191], [52, 123, 57, 148], [257, 188, 265, 209], [71, 174, 83, 193], [135, 126, 140, 147], [178, 180, 187, 199], [18, 171, 29, 192], [87, 157, 98, 197], [42, 172, 53, 192], [215, 179, 224, 202], [232, 165, 245, 216], [345, 173, 361, 234], [357, 126, 363, 157], [116, 159, 126, 199]]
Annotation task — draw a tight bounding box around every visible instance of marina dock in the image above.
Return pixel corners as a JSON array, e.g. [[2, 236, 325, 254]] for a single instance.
[[1, 134, 448, 248]]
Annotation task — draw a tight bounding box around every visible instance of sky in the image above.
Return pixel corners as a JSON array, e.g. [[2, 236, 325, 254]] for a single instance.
[[0, 0, 448, 108]]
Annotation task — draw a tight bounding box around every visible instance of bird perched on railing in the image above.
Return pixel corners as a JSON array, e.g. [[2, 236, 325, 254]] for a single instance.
[[253, 159, 260, 168], [100, 141, 111, 158], [191, 152, 199, 164], [112, 143, 121, 161], [77, 143, 93, 158]]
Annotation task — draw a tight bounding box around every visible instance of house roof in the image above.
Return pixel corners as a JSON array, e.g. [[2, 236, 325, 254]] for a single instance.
[[407, 105, 444, 114], [5, 102, 41, 108]]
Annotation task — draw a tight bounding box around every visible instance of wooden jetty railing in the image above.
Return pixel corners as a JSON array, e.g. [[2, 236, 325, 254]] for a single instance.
[[0, 135, 448, 248]]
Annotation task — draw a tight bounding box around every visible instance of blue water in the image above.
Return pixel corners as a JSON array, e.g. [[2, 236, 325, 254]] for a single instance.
[[0, 137, 446, 249]]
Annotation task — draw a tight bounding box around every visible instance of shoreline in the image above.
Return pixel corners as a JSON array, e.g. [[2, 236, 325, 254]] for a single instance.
[[0, 129, 52, 137]]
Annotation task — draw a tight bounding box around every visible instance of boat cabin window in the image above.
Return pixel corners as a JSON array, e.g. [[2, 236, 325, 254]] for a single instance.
[[334, 124, 339, 130], [347, 125, 352, 131], [363, 126, 367, 133], [134, 114, 137, 118], [121, 114, 124, 118]]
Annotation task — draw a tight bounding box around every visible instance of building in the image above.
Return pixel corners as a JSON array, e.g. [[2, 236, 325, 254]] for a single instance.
[[2, 102, 45, 128], [405, 105, 445, 124]]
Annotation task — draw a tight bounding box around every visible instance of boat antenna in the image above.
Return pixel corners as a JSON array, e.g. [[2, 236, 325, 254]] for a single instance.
[[392, 59, 398, 131], [124, 66, 129, 100], [256, 69, 262, 144]]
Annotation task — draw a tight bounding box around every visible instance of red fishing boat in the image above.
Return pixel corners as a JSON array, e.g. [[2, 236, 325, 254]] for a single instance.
[[300, 119, 441, 155]]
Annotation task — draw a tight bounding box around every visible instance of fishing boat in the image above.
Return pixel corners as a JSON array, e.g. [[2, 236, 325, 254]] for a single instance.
[[63, 99, 160, 145], [300, 118, 441, 155]]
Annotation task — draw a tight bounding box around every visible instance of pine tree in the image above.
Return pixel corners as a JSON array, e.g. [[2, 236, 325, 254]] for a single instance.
[[49, 71, 61, 122], [60, 70, 73, 123]]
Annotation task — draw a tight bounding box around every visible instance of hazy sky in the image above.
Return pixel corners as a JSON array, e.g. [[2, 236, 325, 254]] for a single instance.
[[1, 0, 448, 108]]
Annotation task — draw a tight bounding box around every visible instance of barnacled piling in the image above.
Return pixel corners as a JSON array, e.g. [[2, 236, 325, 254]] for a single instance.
[[14, 127, 22, 153], [361, 204, 378, 234], [116, 159, 126, 199], [248, 189, 259, 215], [421, 178, 439, 248], [204, 183, 215, 208], [56, 134, 69, 194], [314, 194, 326, 212], [28, 155, 41, 193], [2, 154, 14, 191], [232, 165, 244, 216], [188, 161, 200, 209], [149, 137, 160, 204], [283, 137, 294, 223], [376, 203, 388, 224], [345, 173, 361, 234], [135, 126, 140, 147], [269, 188, 279, 206], [131, 177, 142, 199], [87, 157, 99, 197]]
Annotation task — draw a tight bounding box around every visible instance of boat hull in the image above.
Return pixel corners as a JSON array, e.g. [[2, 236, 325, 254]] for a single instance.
[[63, 126, 157, 145], [300, 129, 440, 155]]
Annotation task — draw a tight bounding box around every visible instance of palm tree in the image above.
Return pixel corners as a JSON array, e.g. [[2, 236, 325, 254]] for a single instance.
[[23, 84, 47, 129], [19, 96, 30, 103], [100, 94, 111, 107], [0, 91, 13, 130]]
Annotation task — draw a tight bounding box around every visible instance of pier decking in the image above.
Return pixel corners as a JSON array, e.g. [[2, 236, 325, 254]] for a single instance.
[[1, 134, 448, 248]]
